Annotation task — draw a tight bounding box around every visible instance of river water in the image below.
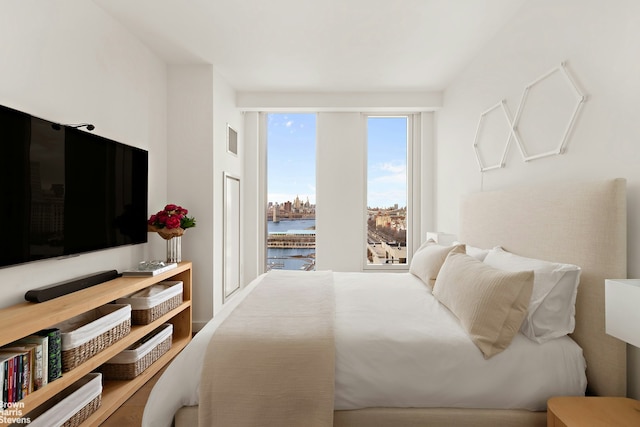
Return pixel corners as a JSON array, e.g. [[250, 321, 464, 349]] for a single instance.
[[267, 219, 316, 271]]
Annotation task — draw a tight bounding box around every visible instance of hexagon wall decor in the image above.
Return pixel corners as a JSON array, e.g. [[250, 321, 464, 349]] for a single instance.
[[472, 100, 519, 172], [511, 63, 587, 162]]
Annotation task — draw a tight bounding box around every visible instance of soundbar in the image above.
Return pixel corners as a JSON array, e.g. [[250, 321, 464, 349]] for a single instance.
[[25, 270, 120, 303]]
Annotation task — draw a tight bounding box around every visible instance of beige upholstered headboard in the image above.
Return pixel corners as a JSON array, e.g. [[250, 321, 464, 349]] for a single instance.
[[459, 178, 627, 397]]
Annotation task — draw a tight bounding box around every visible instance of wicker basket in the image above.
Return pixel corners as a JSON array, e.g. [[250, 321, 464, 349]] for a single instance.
[[27, 373, 102, 427], [101, 324, 173, 380], [117, 281, 183, 325], [55, 304, 131, 372], [62, 394, 101, 427]]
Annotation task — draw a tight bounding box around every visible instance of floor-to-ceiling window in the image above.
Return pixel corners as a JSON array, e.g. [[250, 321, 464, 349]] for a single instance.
[[266, 113, 317, 271], [365, 115, 410, 267]]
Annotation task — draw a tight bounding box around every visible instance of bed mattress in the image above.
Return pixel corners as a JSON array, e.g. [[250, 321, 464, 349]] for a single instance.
[[142, 271, 586, 427]]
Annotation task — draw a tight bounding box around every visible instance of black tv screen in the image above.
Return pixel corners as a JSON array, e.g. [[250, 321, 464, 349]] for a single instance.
[[1, 104, 148, 268]]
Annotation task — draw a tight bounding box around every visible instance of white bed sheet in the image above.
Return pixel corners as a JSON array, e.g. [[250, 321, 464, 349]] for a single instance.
[[142, 271, 586, 427], [333, 272, 586, 411]]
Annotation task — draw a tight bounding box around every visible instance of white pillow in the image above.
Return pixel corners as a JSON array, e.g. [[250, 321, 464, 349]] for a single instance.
[[453, 241, 490, 261], [409, 241, 465, 288], [482, 247, 581, 343]]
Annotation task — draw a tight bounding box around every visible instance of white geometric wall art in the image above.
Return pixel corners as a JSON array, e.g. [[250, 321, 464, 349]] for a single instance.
[[472, 100, 519, 172], [511, 63, 587, 162]]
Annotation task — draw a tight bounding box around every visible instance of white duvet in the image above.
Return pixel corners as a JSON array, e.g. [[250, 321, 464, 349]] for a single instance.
[[142, 271, 586, 427]]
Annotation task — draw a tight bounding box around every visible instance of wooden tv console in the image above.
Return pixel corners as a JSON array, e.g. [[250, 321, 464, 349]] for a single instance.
[[0, 261, 192, 425]]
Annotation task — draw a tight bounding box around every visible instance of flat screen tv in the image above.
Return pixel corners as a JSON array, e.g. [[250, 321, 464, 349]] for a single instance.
[[0, 103, 148, 268]]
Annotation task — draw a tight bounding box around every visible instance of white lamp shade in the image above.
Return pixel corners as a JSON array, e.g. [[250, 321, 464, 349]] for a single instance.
[[605, 279, 640, 348]]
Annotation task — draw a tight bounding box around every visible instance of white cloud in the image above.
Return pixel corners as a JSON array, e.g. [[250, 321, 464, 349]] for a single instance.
[[378, 162, 406, 174], [370, 173, 406, 185], [369, 161, 407, 184], [368, 161, 407, 207]]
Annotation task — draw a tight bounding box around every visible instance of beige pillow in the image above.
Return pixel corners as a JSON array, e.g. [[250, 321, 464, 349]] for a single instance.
[[432, 252, 534, 359], [409, 242, 465, 288]]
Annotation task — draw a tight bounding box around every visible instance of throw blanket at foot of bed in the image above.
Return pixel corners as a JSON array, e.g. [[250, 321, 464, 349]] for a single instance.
[[199, 270, 336, 427]]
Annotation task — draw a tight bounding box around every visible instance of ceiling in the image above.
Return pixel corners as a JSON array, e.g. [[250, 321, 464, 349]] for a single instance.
[[95, 0, 526, 93]]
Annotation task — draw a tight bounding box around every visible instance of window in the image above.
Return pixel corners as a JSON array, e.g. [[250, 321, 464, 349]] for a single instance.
[[366, 116, 410, 267], [266, 113, 316, 271]]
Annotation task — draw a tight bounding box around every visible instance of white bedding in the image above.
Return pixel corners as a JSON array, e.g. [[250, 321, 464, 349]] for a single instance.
[[334, 272, 586, 410], [142, 271, 586, 427]]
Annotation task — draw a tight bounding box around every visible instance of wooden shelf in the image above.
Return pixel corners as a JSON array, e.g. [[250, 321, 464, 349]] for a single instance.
[[84, 335, 191, 426], [0, 261, 193, 426]]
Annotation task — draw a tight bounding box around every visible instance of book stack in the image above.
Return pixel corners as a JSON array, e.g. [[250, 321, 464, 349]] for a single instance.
[[0, 329, 62, 407], [122, 261, 178, 277]]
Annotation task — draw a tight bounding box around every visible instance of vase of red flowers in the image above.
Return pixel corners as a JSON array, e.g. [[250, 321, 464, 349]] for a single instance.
[[148, 204, 196, 263], [166, 236, 182, 263]]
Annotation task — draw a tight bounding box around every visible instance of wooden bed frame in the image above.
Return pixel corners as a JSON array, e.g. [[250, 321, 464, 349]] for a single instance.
[[173, 178, 627, 427]]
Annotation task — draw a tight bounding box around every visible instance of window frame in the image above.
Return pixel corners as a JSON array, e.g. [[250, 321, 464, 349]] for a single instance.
[[262, 112, 318, 273], [363, 113, 416, 272]]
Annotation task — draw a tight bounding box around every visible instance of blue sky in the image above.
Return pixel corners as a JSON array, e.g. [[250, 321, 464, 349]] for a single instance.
[[366, 116, 407, 209], [267, 113, 317, 205], [267, 113, 407, 209]]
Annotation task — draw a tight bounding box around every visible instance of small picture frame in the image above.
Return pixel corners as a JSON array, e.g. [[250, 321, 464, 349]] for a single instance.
[[227, 124, 238, 156]]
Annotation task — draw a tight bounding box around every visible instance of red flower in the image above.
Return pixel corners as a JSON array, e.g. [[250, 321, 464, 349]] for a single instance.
[[148, 203, 196, 235], [164, 216, 181, 229], [157, 211, 169, 224]]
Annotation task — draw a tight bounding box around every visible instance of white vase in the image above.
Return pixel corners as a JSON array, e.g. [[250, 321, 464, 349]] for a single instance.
[[166, 236, 182, 263]]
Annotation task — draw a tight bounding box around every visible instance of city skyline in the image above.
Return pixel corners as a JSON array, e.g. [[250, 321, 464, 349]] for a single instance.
[[267, 113, 407, 209]]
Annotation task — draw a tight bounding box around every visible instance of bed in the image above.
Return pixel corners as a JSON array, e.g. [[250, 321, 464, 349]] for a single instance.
[[142, 178, 627, 427]]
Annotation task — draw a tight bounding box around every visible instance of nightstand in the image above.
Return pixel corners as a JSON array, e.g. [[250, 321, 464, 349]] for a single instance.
[[547, 396, 640, 426]]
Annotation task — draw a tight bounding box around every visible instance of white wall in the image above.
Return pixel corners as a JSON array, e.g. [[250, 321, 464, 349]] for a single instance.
[[242, 112, 264, 282], [167, 66, 243, 329], [237, 92, 442, 112], [166, 65, 214, 326], [419, 113, 436, 239], [212, 72, 244, 318], [316, 113, 366, 271], [436, 0, 640, 398], [314, 112, 435, 271], [0, 2, 245, 329], [0, 1, 166, 308]]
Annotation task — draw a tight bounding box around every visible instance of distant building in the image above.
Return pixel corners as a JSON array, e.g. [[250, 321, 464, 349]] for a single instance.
[[266, 197, 316, 221], [267, 229, 315, 248]]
